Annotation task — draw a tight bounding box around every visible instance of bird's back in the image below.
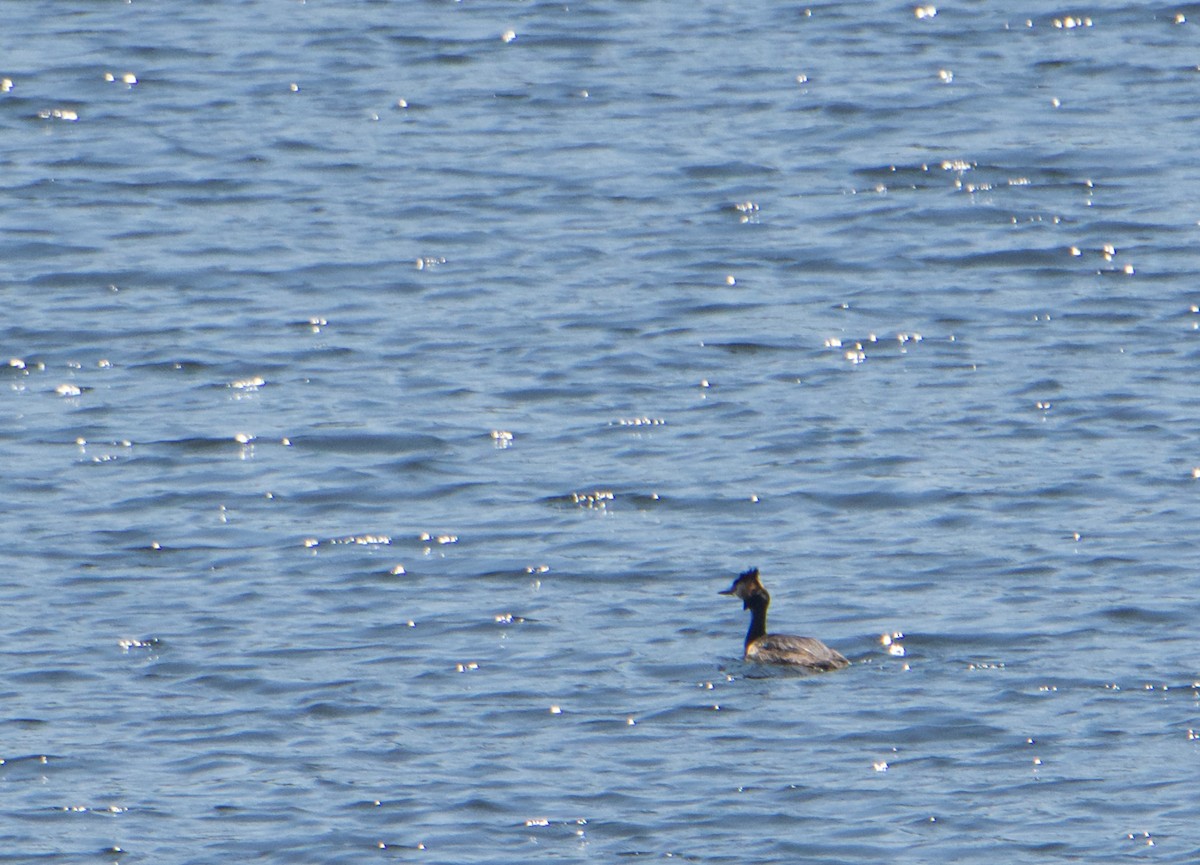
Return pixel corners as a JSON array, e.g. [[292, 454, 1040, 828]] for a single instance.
[[746, 633, 850, 670]]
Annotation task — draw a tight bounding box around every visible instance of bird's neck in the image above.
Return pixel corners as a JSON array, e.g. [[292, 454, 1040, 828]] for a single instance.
[[745, 595, 769, 647]]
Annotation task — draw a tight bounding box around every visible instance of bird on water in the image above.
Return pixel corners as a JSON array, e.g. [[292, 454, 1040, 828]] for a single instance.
[[719, 567, 849, 671]]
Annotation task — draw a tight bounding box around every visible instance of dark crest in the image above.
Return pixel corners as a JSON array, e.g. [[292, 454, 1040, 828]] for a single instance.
[[718, 567, 767, 608]]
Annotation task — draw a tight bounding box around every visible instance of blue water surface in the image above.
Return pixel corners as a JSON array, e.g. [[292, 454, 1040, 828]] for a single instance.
[[4, 2, 1200, 862]]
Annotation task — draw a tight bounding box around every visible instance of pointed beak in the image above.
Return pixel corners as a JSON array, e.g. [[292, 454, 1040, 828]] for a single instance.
[[718, 588, 734, 596]]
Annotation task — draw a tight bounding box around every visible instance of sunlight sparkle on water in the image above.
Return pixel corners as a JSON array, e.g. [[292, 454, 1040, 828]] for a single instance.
[[39, 108, 79, 121], [1052, 16, 1092, 28]]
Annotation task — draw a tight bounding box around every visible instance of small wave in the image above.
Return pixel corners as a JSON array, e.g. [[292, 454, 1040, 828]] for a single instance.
[[283, 432, 450, 455]]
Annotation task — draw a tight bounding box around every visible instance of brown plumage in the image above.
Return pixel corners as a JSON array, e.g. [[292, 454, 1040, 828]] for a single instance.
[[719, 567, 849, 671]]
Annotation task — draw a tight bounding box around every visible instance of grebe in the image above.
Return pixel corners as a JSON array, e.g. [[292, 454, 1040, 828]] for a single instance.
[[719, 567, 849, 671]]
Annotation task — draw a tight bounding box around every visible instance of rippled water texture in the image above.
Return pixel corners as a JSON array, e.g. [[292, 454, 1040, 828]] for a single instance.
[[4, 2, 1200, 862]]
